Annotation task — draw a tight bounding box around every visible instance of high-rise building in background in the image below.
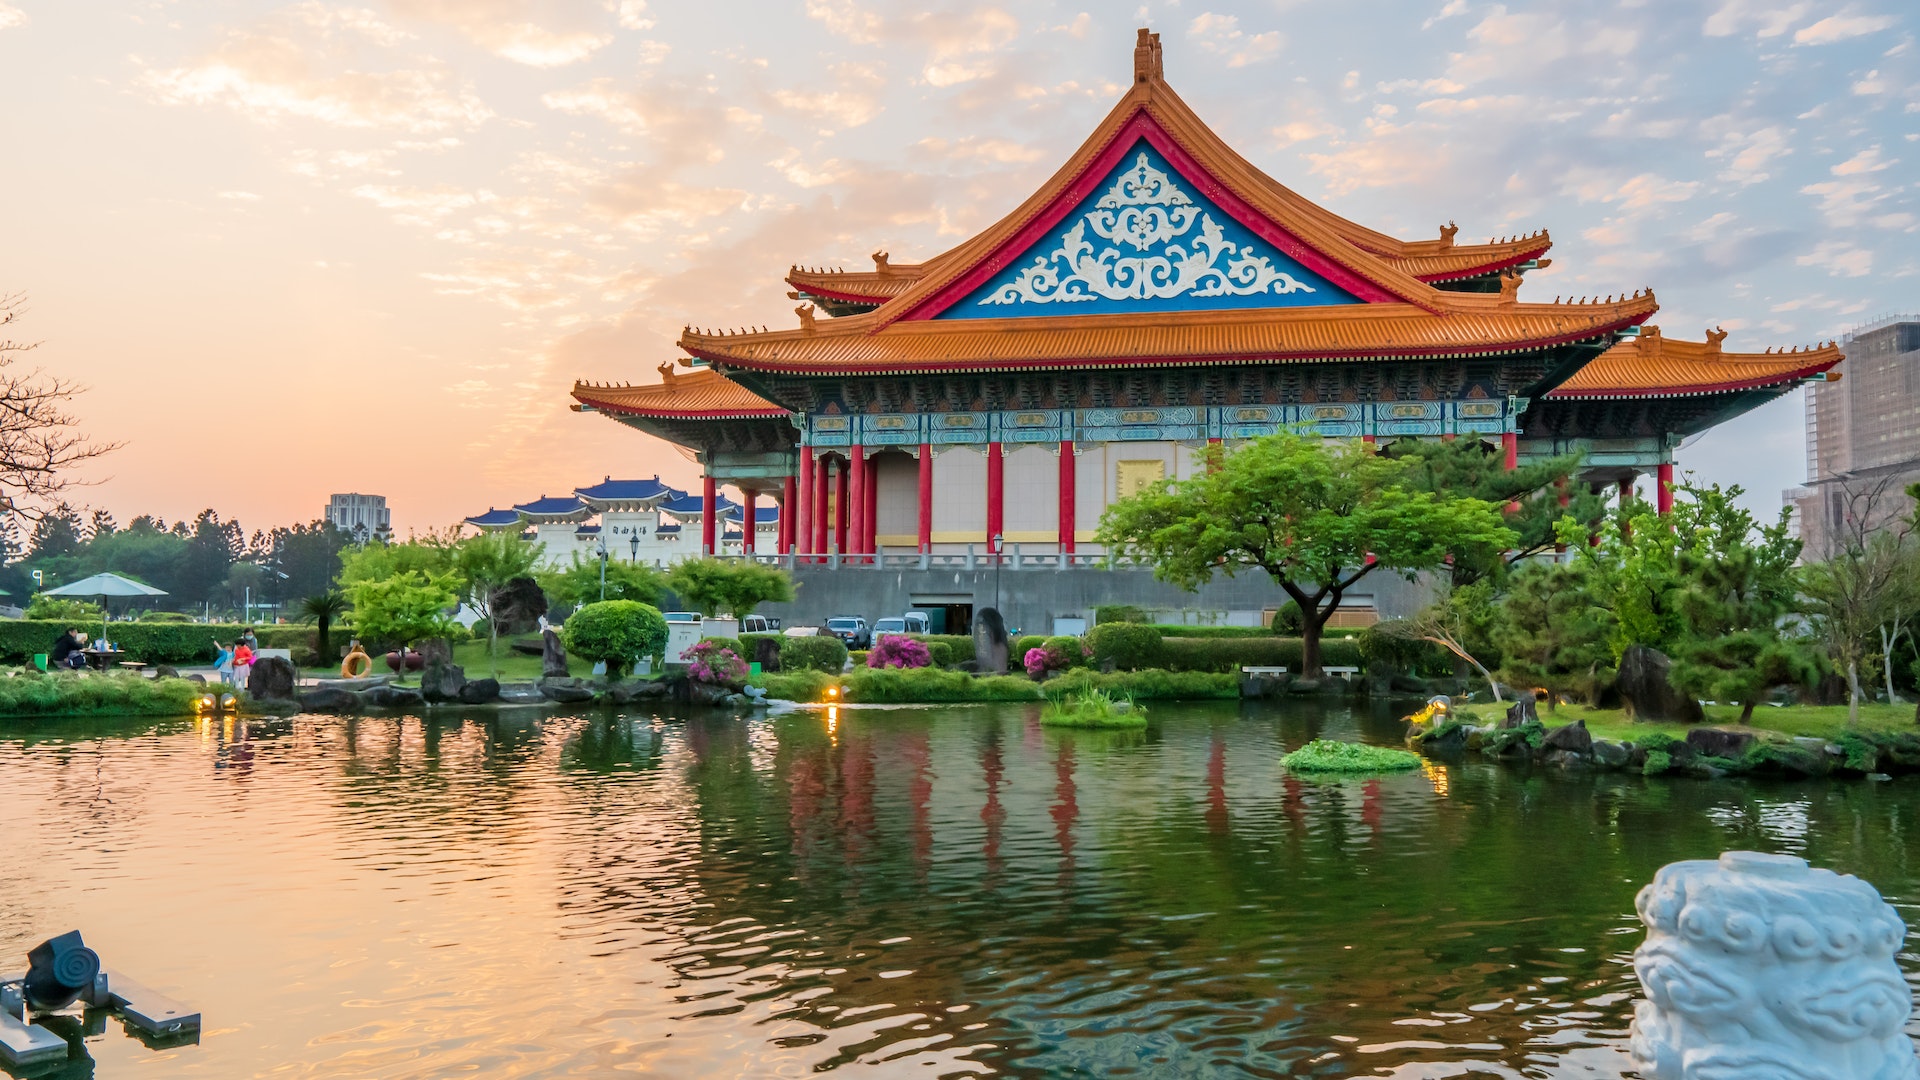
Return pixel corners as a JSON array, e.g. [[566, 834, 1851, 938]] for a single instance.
[[325, 493, 391, 543], [1790, 315, 1920, 556]]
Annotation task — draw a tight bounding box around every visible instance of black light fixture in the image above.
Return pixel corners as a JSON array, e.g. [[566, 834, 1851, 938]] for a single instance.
[[24, 931, 101, 1011], [629, 532, 639, 563]]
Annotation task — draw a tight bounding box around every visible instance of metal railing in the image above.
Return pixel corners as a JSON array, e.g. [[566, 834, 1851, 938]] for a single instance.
[[712, 544, 1142, 570]]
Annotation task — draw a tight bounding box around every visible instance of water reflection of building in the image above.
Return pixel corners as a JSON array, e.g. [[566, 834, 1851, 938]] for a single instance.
[[573, 30, 1838, 568]]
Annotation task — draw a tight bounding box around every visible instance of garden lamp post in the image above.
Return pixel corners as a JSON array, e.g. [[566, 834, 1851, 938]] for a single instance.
[[595, 535, 609, 601], [629, 532, 639, 564], [992, 532, 1004, 616]]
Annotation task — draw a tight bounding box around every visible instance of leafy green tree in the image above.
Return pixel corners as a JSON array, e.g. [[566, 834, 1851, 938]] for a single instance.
[[1666, 485, 1822, 722], [451, 531, 544, 675], [538, 554, 666, 610], [1388, 438, 1603, 585], [1096, 433, 1512, 677], [25, 594, 99, 620], [346, 571, 461, 659], [562, 600, 669, 676], [1493, 556, 1616, 708], [666, 558, 795, 617], [299, 589, 350, 665], [338, 535, 456, 587], [265, 521, 352, 603]]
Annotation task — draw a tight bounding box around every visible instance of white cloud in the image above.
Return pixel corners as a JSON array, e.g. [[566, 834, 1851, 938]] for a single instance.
[[1797, 239, 1873, 276], [608, 0, 652, 31], [1793, 12, 1897, 45], [0, 3, 26, 30], [386, 0, 613, 66], [1703, 0, 1811, 38], [145, 39, 493, 133], [1188, 13, 1282, 68], [1705, 122, 1794, 183]]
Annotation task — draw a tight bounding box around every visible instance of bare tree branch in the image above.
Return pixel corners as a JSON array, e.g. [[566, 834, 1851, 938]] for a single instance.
[[0, 293, 120, 518]]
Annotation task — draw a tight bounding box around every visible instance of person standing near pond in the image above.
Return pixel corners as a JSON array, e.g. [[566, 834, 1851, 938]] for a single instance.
[[231, 637, 255, 688], [242, 627, 259, 654], [50, 627, 87, 670]]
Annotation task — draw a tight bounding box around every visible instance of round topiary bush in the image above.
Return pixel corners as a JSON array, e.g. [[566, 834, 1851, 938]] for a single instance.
[[562, 600, 668, 675], [1087, 623, 1163, 671]]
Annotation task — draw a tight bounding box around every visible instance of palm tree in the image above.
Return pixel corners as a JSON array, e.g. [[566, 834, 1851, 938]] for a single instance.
[[299, 589, 351, 668]]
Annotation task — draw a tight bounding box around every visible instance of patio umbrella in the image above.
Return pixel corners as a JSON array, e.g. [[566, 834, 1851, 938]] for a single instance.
[[40, 572, 169, 651]]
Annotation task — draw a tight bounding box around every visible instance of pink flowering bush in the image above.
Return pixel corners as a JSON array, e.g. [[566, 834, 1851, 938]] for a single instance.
[[1025, 636, 1092, 680], [1023, 647, 1051, 678], [687, 641, 748, 687], [867, 635, 932, 669]]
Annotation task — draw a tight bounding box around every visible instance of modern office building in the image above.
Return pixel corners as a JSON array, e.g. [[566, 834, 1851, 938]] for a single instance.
[[1789, 315, 1919, 555], [325, 493, 391, 542]]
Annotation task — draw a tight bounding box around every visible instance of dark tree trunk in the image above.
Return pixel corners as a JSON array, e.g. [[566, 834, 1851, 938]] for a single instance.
[[1740, 700, 1755, 724]]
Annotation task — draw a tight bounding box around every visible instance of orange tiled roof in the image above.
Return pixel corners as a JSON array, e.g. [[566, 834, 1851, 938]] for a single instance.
[[1546, 327, 1841, 399], [683, 292, 1657, 376], [571, 367, 787, 418]]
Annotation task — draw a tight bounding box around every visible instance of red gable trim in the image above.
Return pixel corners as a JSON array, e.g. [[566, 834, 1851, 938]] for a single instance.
[[888, 110, 1414, 326]]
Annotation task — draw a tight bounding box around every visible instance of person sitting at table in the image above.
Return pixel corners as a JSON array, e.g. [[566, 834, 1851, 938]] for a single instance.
[[51, 627, 88, 670]]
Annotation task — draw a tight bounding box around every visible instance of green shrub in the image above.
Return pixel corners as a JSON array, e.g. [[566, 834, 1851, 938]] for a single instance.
[[1269, 601, 1303, 634], [1012, 635, 1046, 665], [1042, 635, 1090, 668], [739, 632, 781, 663], [779, 635, 848, 673], [697, 635, 744, 659], [137, 611, 193, 623], [1281, 740, 1421, 773], [1152, 636, 1365, 673], [1093, 604, 1147, 624], [0, 673, 204, 717], [1087, 623, 1163, 671], [1643, 750, 1672, 776], [906, 634, 974, 660], [469, 617, 491, 641], [562, 601, 669, 673], [754, 669, 836, 701], [1637, 732, 1680, 753], [1836, 734, 1881, 772], [926, 642, 953, 667], [0, 620, 348, 666], [1142, 624, 1270, 639], [842, 667, 1042, 703]]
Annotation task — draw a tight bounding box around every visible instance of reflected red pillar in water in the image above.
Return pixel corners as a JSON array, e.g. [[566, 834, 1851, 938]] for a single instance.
[[1205, 735, 1228, 835], [980, 733, 1005, 882], [1282, 774, 1305, 831], [838, 734, 875, 862], [1051, 740, 1077, 871], [1362, 778, 1382, 841], [902, 731, 933, 877], [787, 750, 828, 861]]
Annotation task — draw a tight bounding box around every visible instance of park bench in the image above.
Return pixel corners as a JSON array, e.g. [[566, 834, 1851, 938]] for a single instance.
[[1322, 666, 1360, 679]]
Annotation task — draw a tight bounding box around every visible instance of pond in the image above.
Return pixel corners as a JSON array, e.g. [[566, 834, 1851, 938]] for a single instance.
[[2, 701, 1918, 1078]]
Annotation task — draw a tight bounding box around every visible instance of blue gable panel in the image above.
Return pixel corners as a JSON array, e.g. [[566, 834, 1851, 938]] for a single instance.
[[940, 140, 1359, 319]]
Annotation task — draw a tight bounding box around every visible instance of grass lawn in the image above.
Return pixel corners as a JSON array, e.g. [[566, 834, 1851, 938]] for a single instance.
[[1452, 700, 1918, 746], [300, 640, 548, 684]]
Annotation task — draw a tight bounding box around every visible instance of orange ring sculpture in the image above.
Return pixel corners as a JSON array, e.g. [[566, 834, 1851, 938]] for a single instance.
[[340, 643, 372, 678]]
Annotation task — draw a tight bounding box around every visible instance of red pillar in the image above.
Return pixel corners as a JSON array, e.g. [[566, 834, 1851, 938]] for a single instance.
[[1058, 441, 1076, 553], [1618, 476, 1634, 505], [834, 458, 849, 554], [848, 446, 867, 559], [917, 445, 933, 552], [741, 488, 757, 554], [865, 454, 879, 553], [701, 473, 717, 556], [1501, 431, 1518, 470], [986, 441, 1004, 558], [1657, 463, 1675, 515], [1205, 436, 1222, 473], [813, 454, 830, 558], [781, 473, 797, 554]]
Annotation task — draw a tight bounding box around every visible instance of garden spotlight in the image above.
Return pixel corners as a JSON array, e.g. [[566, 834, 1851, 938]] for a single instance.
[[24, 931, 100, 1012]]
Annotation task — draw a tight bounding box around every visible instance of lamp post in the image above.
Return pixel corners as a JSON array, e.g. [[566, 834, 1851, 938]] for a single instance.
[[991, 531, 1004, 617], [629, 532, 639, 564], [595, 535, 609, 601]]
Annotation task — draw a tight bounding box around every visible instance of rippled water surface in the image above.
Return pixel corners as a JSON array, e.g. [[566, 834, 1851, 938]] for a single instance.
[[3, 701, 1920, 1078]]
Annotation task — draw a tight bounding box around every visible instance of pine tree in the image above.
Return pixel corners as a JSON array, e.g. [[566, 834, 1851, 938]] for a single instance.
[[1493, 556, 1616, 708], [86, 508, 116, 542], [1388, 438, 1607, 586], [27, 502, 83, 559]]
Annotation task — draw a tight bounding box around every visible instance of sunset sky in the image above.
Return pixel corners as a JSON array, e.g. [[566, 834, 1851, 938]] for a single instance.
[[0, 0, 1913, 534]]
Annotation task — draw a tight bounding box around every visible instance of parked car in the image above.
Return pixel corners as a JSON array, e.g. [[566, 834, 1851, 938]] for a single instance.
[[740, 614, 781, 634], [902, 611, 931, 634], [872, 617, 907, 640], [825, 616, 870, 650]]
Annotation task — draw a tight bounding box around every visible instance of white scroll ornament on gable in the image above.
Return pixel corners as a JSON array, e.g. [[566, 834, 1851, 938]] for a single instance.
[[979, 152, 1317, 306]]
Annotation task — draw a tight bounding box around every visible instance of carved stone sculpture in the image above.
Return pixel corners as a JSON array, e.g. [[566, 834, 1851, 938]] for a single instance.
[[541, 626, 570, 679], [1630, 850, 1917, 1080]]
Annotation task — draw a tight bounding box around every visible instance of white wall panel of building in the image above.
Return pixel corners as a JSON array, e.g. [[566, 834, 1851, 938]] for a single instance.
[[873, 451, 919, 546], [1076, 446, 1107, 549], [931, 447, 986, 549], [1003, 445, 1058, 542]]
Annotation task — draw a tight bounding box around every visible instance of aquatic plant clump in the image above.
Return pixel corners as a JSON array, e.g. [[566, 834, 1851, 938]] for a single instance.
[[0, 673, 207, 717], [1041, 686, 1148, 728], [1282, 740, 1422, 774]]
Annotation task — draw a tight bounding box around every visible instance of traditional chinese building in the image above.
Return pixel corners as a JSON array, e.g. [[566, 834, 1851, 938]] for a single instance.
[[462, 477, 775, 569], [572, 30, 1840, 567]]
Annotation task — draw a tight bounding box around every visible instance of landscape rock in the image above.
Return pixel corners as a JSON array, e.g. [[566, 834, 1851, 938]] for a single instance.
[[1285, 677, 1323, 695], [1503, 697, 1540, 728], [361, 685, 425, 710], [1684, 727, 1756, 761], [1593, 740, 1630, 769], [416, 637, 453, 665], [498, 682, 546, 704], [1542, 718, 1594, 756], [153, 665, 179, 680], [541, 627, 570, 679], [1390, 673, 1430, 694], [457, 678, 501, 705], [688, 681, 734, 707], [973, 608, 1009, 675], [753, 636, 782, 673], [246, 656, 298, 701], [1543, 748, 1589, 770], [1240, 674, 1285, 698], [1615, 646, 1705, 723], [537, 677, 597, 705], [1419, 722, 1470, 753], [420, 661, 467, 703], [298, 687, 359, 713]]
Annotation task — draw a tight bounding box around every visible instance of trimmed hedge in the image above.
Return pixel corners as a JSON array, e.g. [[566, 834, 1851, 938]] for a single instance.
[[1012, 635, 1045, 664], [1046, 669, 1239, 700], [843, 667, 1041, 703], [1157, 636, 1364, 673], [906, 634, 974, 660], [0, 620, 330, 665], [779, 635, 849, 673], [1143, 624, 1271, 639], [1087, 623, 1164, 671]]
